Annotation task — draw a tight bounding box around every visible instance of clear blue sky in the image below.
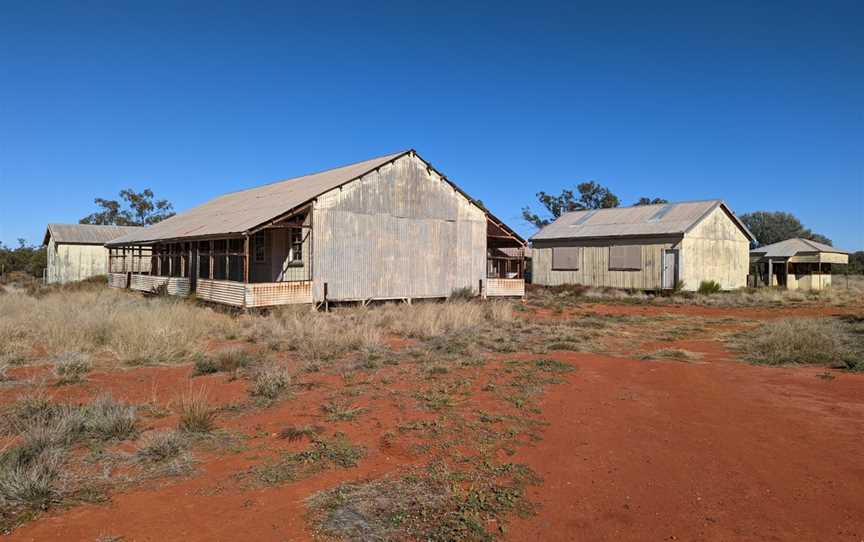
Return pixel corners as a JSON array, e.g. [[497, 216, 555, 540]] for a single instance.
[[1, 0, 862, 249]]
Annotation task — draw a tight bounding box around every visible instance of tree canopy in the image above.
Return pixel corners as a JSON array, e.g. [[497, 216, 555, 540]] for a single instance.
[[738, 211, 832, 247], [522, 181, 620, 229], [0, 239, 46, 277], [80, 189, 175, 226], [634, 197, 669, 206]]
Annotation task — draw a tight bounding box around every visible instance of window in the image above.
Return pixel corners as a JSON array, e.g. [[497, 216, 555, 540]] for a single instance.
[[254, 232, 266, 263], [198, 241, 210, 279], [609, 245, 641, 271], [289, 228, 303, 264], [552, 247, 581, 270]]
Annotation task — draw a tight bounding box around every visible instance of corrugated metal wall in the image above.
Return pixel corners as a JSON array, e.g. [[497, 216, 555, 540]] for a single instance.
[[532, 237, 677, 289], [680, 207, 750, 290], [312, 153, 486, 302], [46, 240, 110, 284]]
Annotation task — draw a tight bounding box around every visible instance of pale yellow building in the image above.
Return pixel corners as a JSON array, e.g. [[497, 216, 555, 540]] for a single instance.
[[749, 238, 849, 290], [530, 200, 755, 291], [43, 224, 142, 284]]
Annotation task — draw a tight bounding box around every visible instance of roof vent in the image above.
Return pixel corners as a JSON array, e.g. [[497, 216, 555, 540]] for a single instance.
[[648, 203, 676, 223]]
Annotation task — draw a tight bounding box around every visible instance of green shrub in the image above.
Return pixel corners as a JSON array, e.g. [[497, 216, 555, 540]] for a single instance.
[[697, 280, 722, 295]]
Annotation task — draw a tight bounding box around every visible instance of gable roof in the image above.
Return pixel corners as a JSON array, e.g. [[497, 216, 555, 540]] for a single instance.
[[750, 238, 848, 258], [107, 150, 525, 247], [44, 224, 142, 246], [530, 200, 755, 242]]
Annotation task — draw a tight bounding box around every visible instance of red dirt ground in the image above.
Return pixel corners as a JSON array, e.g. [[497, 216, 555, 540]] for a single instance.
[[4, 303, 864, 542]]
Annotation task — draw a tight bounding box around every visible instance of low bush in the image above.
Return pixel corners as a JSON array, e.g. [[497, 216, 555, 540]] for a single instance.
[[136, 431, 186, 462], [249, 364, 291, 400], [697, 280, 722, 295]]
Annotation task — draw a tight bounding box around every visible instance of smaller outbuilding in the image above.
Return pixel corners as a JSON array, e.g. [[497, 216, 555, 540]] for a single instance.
[[43, 224, 143, 284], [749, 238, 849, 290], [530, 200, 755, 291]]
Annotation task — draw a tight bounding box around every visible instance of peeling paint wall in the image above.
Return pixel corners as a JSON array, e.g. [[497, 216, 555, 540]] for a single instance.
[[46, 239, 110, 284], [680, 207, 750, 290], [312, 153, 487, 302]]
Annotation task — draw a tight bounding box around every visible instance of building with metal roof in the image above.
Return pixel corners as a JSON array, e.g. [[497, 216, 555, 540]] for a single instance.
[[530, 200, 755, 291], [43, 224, 143, 284], [106, 150, 527, 307], [750, 238, 849, 290]]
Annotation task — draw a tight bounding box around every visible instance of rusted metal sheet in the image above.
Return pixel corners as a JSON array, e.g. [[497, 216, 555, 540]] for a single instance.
[[196, 279, 246, 306], [129, 275, 191, 296], [486, 278, 525, 297], [245, 281, 313, 307]]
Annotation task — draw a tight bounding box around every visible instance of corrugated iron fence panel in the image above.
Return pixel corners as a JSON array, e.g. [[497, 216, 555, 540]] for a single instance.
[[486, 278, 525, 297]]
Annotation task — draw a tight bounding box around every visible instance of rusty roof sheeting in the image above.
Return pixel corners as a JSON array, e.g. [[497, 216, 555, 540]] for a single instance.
[[531, 200, 755, 242]]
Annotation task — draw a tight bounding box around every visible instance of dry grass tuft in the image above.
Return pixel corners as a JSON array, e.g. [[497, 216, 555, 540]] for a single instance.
[[136, 431, 187, 463], [194, 348, 261, 376], [732, 317, 860, 367], [249, 363, 291, 400], [52, 352, 92, 384], [85, 395, 138, 441], [176, 389, 217, 433]]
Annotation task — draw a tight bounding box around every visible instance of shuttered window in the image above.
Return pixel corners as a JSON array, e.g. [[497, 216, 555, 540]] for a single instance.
[[609, 245, 641, 271], [552, 247, 581, 270]]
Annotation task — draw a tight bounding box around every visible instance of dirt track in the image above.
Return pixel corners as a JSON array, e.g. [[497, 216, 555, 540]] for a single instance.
[[5, 303, 864, 541], [508, 351, 864, 541]]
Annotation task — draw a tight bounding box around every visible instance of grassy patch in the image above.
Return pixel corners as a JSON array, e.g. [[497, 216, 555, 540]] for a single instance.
[[0, 393, 140, 532], [639, 348, 704, 362], [277, 425, 324, 442], [253, 433, 363, 485], [51, 352, 93, 384], [307, 460, 539, 542], [731, 317, 862, 369], [322, 399, 367, 422]]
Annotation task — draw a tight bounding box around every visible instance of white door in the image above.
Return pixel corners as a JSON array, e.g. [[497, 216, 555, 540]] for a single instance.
[[662, 250, 678, 289]]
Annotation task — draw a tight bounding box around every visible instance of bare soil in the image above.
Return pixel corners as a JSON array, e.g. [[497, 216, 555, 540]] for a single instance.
[[3, 303, 864, 542]]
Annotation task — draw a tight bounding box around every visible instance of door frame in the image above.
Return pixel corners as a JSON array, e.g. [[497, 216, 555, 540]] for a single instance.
[[661, 249, 679, 290]]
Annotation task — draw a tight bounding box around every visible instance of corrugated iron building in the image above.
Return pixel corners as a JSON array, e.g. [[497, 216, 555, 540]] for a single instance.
[[43, 224, 143, 284], [530, 200, 755, 291], [749, 238, 849, 290], [105, 150, 526, 307]]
